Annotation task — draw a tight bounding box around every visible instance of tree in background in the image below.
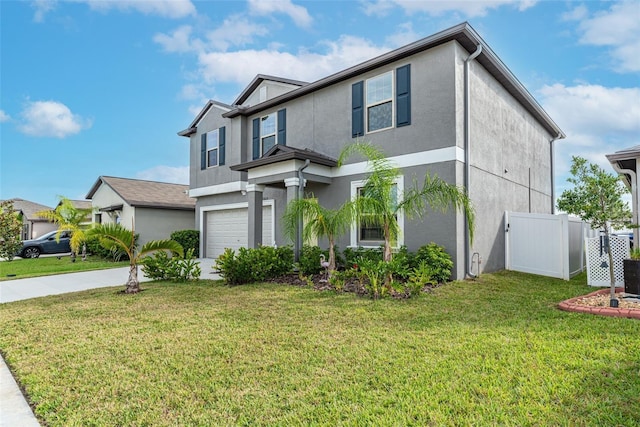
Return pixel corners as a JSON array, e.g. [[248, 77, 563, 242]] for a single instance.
[[0, 200, 23, 261], [36, 196, 93, 261], [87, 223, 183, 294], [557, 156, 631, 306]]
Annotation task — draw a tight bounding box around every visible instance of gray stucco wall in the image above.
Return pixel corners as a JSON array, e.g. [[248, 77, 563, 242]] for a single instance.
[[134, 208, 195, 247]]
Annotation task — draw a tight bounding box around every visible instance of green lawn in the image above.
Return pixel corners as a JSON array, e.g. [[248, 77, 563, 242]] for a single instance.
[[0, 256, 127, 281], [0, 271, 638, 426]]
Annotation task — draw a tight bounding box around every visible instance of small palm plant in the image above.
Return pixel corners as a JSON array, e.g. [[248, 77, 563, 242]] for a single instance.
[[36, 196, 93, 261], [87, 223, 183, 294]]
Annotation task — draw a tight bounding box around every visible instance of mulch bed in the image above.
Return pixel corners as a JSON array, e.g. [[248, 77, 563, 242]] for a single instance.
[[559, 287, 640, 319]]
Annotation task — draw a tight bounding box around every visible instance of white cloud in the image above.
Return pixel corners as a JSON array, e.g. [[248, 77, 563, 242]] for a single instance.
[[196, 35, 389, 87], [539, 83, 640, 189], [206, 15, 269, 51], [18, 100, 92, 138], [31, 0, 57, 22], [136, 165, 189, 184], [362, 0, 536, 17], [31, 0, 195, 21], [0, 110, 10, 123], [248, 0, 312, 28], [153, 25, 201, 53], [574, 1, 640, 73]]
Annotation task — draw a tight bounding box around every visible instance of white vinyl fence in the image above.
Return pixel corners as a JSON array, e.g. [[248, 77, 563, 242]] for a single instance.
[[505, 212, 593, 280]]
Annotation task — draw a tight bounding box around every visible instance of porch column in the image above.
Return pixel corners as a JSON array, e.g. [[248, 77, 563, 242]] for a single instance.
[[246, 184, 265, 249], [285, 177, 301, 260]]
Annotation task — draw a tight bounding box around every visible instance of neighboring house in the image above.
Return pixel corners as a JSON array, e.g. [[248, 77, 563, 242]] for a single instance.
[[4, 198, 57, 240], [607, 146, 640, 244], [178, 22, 564, 279], [85, 176, 196, 246]]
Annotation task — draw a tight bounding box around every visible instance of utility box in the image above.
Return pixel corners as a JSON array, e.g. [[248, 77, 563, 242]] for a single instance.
[[623, 259, 640, 295]]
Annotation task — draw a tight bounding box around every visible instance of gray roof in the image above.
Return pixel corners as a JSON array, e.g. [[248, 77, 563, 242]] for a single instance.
[[606, 145, 640, 188], [232, 74, 309, 106], [86, 176, 195, 211], [217, 22, 563, 139], [230, 145, 337, 172], [57, 199, 92, 210], [3, 198, 53, 221]]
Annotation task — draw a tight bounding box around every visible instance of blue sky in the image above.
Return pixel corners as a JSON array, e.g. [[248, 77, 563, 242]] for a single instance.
[[1, 0, 639, 208]]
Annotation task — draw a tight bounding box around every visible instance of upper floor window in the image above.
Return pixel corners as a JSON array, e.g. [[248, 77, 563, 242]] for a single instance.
[[206, 129, 219, 167], [252, 109, 286, 160], [352, 64, 411, 138], [260, 114, 277, 155], [366, 72, 393, 133], [200, 126, 226, 170]]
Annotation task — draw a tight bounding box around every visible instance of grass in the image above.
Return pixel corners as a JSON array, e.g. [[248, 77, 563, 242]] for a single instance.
[[0, 256, 128, 281], [1, 271, 639, 426]]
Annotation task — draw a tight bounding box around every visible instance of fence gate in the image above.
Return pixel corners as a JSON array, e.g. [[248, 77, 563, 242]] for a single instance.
[[585, 235, 629, 287]]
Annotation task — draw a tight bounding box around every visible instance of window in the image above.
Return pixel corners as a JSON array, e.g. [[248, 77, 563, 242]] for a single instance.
[[206, 129, 219, 167], [366, 72, 393, 132], [352, 64, 411, 137], [260, 114, 276, 155], [252, 109, 286, 160], [200, 126, 225, 170], [350, 177, 404, 248]]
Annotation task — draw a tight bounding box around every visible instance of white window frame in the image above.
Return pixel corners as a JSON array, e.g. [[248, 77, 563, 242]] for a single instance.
[[206, 129, 219, 168], [260, 113, 277, 155], [365, 71, 394, 134], [349, 176, 404, 248]]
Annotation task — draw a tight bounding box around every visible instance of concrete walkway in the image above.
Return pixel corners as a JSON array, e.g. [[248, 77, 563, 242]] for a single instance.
[[0, 259, 219, 426]]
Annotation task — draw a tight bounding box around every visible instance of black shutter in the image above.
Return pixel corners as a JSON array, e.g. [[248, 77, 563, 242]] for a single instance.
[[277, 109, 286, 146], [200, 133, 207, 170], [252, 118, 260, 160], [352, 81, 364, 137], [218, 126, 226, 165], [396, 64, 411, 127]]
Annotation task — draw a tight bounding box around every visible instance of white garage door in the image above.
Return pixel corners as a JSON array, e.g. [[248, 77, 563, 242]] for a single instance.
[[206, 205, 272, 258]]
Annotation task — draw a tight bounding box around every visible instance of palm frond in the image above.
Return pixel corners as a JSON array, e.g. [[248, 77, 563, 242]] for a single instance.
[[139, 239, 184, 260]]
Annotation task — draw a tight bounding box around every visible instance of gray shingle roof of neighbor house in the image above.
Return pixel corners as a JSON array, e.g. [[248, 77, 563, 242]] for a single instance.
[[4, 198, 53, 221], [57, 199, 92, 210], [204, 22, 562, 139], [85, 176, 196, 211]]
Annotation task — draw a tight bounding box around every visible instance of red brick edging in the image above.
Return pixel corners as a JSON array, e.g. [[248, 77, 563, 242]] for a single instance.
[[558, 287, 640, 319]]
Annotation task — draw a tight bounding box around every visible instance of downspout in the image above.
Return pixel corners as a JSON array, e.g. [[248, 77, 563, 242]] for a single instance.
[[464, 44, 482, 278], [611, 163, 638, 245], [296, 159, 311, 262], [549, 135, 560, 214]]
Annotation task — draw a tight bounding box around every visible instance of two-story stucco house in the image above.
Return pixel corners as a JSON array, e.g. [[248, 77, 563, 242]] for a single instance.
[[179, 22, 564, 279]]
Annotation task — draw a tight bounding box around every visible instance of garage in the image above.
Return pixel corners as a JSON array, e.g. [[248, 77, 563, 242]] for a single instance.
[[205, 205, 273, 258]]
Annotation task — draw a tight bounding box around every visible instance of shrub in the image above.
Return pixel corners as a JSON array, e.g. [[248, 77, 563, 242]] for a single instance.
[[299, 245, 327, 275], [170, 230, 199, 258], [413, 243, 453, 283], [141, 248, 201, 282], [85, 234, 135, 261], [343, 246, 382, 267], [215, 245, 294, 285]]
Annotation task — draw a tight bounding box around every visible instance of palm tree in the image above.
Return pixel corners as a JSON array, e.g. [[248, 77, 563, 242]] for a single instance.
[[283, 197, 353, 273], [87, 223, 184, 294], [36, 196, 93, 260], [338, 141, 475, 266]]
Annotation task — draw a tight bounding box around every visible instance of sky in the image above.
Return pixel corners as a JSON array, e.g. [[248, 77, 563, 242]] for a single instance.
[[1, 0, 639, 208]]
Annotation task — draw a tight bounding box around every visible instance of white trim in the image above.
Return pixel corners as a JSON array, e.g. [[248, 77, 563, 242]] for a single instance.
[[284, 177, 300, 187], [246, 184, 265, 193], [189, 181, 247, 197], [349, 176, 404, 248], [199, 200, 275, 257]]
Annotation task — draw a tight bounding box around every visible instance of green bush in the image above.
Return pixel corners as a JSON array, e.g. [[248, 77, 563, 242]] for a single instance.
[[413, 243, 453, 283], [85, 234, 135, 261], [170, 230, 199, 258], [343, 246, 382, 268], [215, 245, 294, 285], [141, 248, 201, 282], [299, 245, 328, 275]]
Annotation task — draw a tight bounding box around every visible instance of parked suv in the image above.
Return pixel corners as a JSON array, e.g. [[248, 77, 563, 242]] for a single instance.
[[18, 230, 72, 258]]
